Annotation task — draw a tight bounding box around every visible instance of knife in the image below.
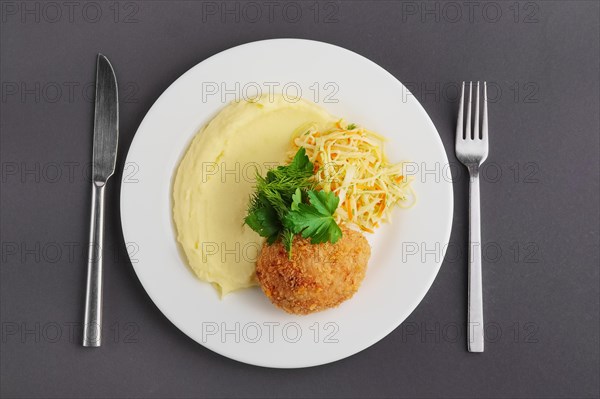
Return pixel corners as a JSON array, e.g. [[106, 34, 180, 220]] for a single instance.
[[83, 54, 119, 347]]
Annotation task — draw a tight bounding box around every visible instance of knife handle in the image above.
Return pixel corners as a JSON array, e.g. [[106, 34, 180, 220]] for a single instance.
[[83, 182, 106, 347]]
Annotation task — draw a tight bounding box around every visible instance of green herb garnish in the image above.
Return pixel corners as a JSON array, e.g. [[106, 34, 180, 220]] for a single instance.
[[346, 123, 357, 130], [284, 190, 343, 245], [244, 147, 342, 257]]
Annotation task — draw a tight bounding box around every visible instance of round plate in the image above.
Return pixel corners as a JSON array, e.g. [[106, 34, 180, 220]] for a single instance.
[[121, 39, 453, 368]]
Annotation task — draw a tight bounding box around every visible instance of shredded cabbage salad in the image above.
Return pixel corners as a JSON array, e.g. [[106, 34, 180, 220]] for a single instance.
[[289, 120, 415, 233]]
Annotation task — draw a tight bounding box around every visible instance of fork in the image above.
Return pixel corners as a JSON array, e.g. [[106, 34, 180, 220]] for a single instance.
[[455, 81, 489, 353]]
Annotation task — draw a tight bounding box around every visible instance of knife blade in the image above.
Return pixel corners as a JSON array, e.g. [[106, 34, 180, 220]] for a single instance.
[[83, 54, 119, 347], [92, 54, 119, 182]]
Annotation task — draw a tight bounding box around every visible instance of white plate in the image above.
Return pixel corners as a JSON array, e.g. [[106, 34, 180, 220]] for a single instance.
[[121, 39, 453, 368]]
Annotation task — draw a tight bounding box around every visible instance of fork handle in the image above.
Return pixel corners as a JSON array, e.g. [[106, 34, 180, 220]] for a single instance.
[[83, 182, 106, 347], [468, 167, 484, 352]]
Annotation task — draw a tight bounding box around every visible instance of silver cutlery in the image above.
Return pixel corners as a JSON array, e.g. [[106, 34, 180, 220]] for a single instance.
[[455, 81, 488, 353], [83, 54, 119, 347]]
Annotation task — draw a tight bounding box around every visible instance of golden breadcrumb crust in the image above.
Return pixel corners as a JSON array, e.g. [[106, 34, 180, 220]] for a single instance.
[[256, 227, 371, 314]]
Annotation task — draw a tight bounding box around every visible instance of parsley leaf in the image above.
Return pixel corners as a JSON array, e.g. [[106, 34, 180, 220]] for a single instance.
[[244, 194, 280, 244], [291, 188, 302, 211], [347, 123, 357, 130], [288, 147, 314, 174], [284, 190, 343, 244]]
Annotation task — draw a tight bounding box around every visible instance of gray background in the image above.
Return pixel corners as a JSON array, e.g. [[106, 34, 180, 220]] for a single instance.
[[1, 1, 599, 398]]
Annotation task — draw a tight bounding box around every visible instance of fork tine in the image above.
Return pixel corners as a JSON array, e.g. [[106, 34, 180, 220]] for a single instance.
[[456, 81, 465, 140], [466, 82, 472, 139], [482, 82, 488, 142], [474, 81, 480, 139]]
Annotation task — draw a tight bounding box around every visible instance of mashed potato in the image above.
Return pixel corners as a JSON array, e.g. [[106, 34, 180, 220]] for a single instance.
[[173, 94, 335, 295]]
